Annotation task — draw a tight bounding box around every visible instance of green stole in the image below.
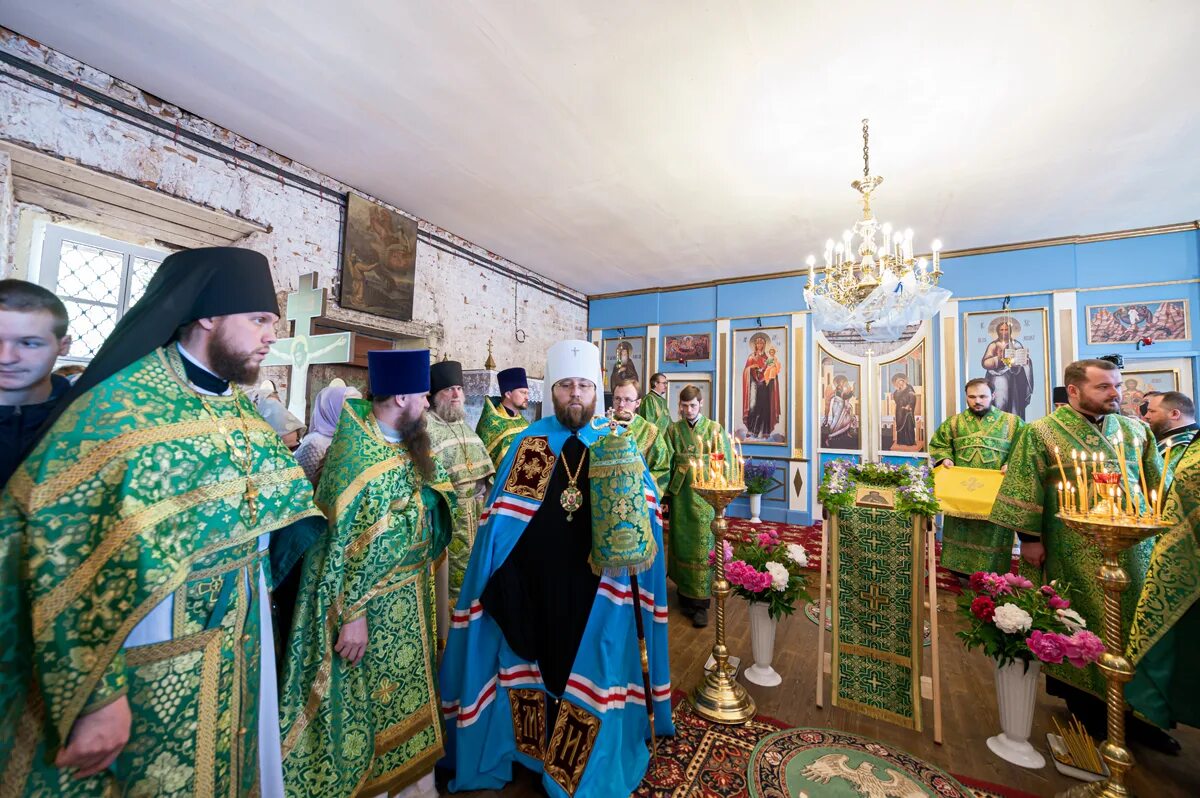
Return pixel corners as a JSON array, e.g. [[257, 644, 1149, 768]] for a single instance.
[[991, 406, 1163, 698], [928, 408, 1023, 574], [623, 413, 672, 496], [664, 415, 732, 600], [280, 399, 454, 798], [1158, 427, 1197, 491], [0, 347, 321, 796], [1126, 437, 1200, 728], [426, 412, 494, 603], [639, 391, 673, 440], [474, 397, 529, 469]]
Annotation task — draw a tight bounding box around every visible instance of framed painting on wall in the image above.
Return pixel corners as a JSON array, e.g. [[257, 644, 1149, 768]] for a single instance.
[[603, 337, 645, 394], [879, 341, 927, 452], [1086, 299, 1190, 345], [817, 348, 861, 451], [664, 333, 712, 363], [340, 193, 418, 322], [1119, 369, 1180, 418], [731, 327, 788, 445], [666, 374, 713, 422], [962, 308, 1050, 422]]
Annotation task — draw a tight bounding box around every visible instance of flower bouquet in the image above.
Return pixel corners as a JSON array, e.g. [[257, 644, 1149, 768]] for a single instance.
[[958, 571, 1104, 768], [817, 459, 939, 517], [710, 529, 810, 685], [743, 459, 779, 495]]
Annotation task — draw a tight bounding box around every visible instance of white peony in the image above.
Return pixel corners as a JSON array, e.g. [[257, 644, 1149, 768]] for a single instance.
[[765, 561, 790, 591], [1057, 608, 1087, 632], [993, 603, 1033, 634], [787, 543, 809, 567]]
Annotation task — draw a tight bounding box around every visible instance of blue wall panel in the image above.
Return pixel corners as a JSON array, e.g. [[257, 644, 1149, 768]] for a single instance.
[[659, 287, 717, 324], [1074, 231, 1199, 288], [941, 245, 1075, 299], [589, 293, 658, 329], [718, 276, 805, 318]]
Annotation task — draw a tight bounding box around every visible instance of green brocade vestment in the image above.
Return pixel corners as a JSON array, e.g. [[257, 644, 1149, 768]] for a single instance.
[[0, 347, 322, 797], [664, 416, 733, 600], [1158, 426, 1196, 491], [928, 408, 1023, 575], [426, 412, 494, 604], [474, 397, 529, 469], [280, 400, 455, 798], [638, 391, 673, 444], [1126, 437, 1200, 729], [623, 413, 672, 496], [991, 406, 1163, 698]]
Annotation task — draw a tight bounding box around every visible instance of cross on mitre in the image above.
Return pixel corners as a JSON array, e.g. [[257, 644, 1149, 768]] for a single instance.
[[262, 272, 354, 419]]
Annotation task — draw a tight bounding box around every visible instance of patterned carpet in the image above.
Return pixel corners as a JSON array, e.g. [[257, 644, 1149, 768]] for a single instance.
[[636, 694, 1038, 798]]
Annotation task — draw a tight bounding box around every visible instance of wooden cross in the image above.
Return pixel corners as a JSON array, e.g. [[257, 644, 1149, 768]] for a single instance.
[[860, 582, 889, 612], [262, 272, 354, 419]]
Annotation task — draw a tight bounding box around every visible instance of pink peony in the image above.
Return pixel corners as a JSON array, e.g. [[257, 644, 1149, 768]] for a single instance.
[[708, 540, 735, 566], [1048, 595, 1071, 610], [756, 531, 776, 548], [980, 573, 1013, 597], [1041, 585, 1058, 597], [969, 572, 989, 592], [1003, 573, 1034, 590], [1027, 630, 1067, 664], [1062, 630, 1105, 667]]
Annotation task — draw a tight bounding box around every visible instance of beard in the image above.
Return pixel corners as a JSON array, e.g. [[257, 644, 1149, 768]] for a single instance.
[[208, 329, 262, 385], [1077, 393, 1121, 418], [554, 396, 597, 430], [969, 404, 991, 417], [433, 394, 466, 423], [399, 415, 437, 482]]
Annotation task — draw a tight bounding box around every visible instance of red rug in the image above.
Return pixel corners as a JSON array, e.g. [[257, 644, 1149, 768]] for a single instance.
[[636, 694, 1038, 798]]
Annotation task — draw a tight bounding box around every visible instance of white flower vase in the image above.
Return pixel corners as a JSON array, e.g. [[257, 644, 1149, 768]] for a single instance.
[[987, 659, 1046, 769], [748, 493, 763, 524], [743, 601, 782, 686]]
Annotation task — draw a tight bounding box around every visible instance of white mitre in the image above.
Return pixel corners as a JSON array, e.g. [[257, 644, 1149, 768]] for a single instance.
[[545, 339, 606, 416]]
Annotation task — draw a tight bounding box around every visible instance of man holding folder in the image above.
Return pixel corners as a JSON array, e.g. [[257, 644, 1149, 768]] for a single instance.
[[930, 378, 1023, 576]]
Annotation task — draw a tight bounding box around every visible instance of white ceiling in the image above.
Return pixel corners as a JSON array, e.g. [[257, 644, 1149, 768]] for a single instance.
[[5, 1, 1199, 294]]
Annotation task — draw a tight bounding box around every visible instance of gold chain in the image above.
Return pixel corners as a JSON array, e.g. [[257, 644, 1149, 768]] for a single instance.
[[196, 388, 260, 525], [562, 444, 586, 485]]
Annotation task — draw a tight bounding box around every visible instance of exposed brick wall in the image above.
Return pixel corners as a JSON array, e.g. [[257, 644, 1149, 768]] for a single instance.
[[0, 28, 586, 382]]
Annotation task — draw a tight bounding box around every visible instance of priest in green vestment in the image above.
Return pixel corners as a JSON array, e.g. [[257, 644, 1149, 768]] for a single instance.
[[474, 366, 530, 468], [426, 360, 494, 641], [1144, 391, 1197, 488], [611, 378, 671, 495], [0, 248, 324, 797], [1126, 431, 1200, 731], [929, 378, 1023, 575], [638, 372, 673, 444], [663, 384, 733, 628], [991, 359, 1174, 750], [280, 349, 455, 798]]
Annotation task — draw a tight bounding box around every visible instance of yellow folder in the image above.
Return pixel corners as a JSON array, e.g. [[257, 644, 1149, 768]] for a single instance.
[[934, 465, 1005, 520]]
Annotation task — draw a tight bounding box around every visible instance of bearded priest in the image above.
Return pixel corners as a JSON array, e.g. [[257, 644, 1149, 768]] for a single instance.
[[438, 339, 674, 798], [280, 349, 456, 798], [0, 248, 324, 796]]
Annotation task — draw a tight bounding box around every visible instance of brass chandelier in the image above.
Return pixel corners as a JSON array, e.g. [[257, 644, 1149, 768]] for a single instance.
[[803, 119, 950, 341]]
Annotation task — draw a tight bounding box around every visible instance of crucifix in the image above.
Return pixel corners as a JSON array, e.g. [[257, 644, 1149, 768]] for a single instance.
[[262, 272, 355, 419]]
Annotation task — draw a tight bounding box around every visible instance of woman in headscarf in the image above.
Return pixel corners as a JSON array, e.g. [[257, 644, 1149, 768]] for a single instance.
[[293, 383, 361, 484], [254, 393, 307, 451]]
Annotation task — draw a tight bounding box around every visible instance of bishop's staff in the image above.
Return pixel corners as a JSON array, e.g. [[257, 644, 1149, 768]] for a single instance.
[[588, 413, 660, 756]]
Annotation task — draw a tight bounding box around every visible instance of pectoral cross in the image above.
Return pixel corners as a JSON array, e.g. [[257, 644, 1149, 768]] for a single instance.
[[262, 273, 354, 419]]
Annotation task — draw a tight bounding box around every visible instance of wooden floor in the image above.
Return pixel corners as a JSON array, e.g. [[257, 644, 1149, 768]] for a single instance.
[[454, 588, 1199, 797]]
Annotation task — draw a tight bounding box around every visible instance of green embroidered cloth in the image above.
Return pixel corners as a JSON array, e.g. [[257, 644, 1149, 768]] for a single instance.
[[474, 396, 529, 469], [1158, 426, 1196, 491], [0, 347, 322, 796], [623, 413, 672, 496], [991, 406, 1163, 698], [830, 502, 924, 731], [638, 390, 672, 442], [280, 399, 454, 798], [663, 416, 733, 601], [928, 408, 1023, 574], [1126, 436, 1200, 729], [426, 412, 494, 604]]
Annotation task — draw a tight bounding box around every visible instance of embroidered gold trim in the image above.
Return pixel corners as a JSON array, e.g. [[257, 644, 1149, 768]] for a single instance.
[[345, 511, 392, 560], [544, 700, 600, 796], [357, 744, 444, 798], [373, 708, 429, 754], [334, 455, 411, 519], [50, 510, 315, 749], [839, 642, 912, 668], [509, 687, 547, 759], [504, 436, 556, 501]]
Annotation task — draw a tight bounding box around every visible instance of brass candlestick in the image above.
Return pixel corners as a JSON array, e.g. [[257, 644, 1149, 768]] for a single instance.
[[1055, 511, 1167, 798], [689, 484, 757, 724]]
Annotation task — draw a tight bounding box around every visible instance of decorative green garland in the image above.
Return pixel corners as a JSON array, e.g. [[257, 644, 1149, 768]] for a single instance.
[[817, 458, 940, 517]]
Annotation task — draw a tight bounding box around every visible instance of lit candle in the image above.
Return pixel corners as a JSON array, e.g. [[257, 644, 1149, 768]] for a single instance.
[[931, 238, 942, 273], [1053, 446, 1069, 488], [882, 223, 893, 259], [1057, 482, 1064, 512], [1151, 489, 1158, 522], [904, 228, 914, 261], [825, 239, 834, 268], [1068, 484, 1076, 514], [1156, 446, 1172, 518], [1108, 486, 1116, 521], [806, 254, 816, 285], [1113, 432, 1134, 516], [843, 230, 853, 262]]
